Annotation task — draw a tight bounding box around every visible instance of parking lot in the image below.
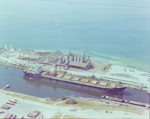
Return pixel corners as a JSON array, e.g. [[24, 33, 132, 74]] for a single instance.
[[0, 92, 57, 118]]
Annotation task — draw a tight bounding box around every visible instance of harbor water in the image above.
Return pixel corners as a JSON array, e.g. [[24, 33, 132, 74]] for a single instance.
[[0, 66, 149, 104]]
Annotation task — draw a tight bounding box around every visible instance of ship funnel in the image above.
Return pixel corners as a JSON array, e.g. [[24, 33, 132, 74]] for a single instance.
[[4, 44, 7, 49]]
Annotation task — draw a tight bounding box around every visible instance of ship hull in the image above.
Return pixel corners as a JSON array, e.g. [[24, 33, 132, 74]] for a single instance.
[[24, 72, 126, 93]]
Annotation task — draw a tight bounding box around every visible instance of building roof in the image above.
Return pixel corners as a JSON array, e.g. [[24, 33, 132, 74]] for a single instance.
[[66, 51, 74, 56], [49, 50, 63, 61], [66, 51, 84, 58]]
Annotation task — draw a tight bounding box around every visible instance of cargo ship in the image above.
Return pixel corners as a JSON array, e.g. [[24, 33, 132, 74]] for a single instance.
[[23, 67, 126, 92]]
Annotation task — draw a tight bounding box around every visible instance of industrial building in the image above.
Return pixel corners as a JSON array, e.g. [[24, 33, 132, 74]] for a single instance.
[[41, 50, 91, 70], [0, 43, 91, 70], [41, 50, 63, 64]]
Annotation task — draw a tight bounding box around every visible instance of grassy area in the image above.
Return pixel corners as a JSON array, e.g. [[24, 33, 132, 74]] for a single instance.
[[76, 99, 95, 107]]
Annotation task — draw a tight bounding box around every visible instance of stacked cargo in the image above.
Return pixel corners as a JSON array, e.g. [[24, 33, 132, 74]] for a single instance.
[[90, 80, 98, 85], [80, 78, 90, 83], [56, 74, 63, 78], [63, 75, 72, 80], [109, 83, 117, 88], [98, 81, 108, 87], [71, 77, 81, 81]]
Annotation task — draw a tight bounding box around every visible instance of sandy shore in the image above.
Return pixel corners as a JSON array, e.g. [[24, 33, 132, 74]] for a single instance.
[[0, 90, 149, 118]]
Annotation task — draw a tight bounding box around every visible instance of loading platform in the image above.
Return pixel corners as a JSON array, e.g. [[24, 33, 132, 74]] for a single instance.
[[129, 101, 150, 108]]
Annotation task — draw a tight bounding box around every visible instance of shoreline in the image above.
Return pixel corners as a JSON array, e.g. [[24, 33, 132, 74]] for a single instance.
[[55, 48, 149, 72], [81, 50, 150, 72]]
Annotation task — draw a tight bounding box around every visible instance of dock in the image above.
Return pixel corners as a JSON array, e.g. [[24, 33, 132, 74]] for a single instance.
[[129, 101, 150, 108]]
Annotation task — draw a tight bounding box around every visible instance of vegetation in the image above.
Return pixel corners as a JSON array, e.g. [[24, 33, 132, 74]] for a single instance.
[[65, 98, 78, 104], [61, 95, 67, 100]]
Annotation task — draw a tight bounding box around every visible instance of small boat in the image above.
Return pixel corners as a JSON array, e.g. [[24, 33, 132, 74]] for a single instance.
[[6, 85, 10, 88]]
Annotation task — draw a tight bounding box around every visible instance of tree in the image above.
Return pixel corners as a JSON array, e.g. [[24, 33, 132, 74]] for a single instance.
[[65, 98, 78, 104], [61, 95, 67, 100]]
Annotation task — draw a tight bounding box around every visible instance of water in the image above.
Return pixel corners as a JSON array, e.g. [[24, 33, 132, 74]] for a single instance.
[[0, 0, 150, 71], [0, 66, 149, 104]]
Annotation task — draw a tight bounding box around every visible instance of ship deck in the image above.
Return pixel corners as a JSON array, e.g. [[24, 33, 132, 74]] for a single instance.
[[26, 72, 126, 92]]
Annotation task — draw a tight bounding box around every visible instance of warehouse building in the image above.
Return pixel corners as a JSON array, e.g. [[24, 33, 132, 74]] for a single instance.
[[41, 50, 91, 70], [41, 50, 63, 64]]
